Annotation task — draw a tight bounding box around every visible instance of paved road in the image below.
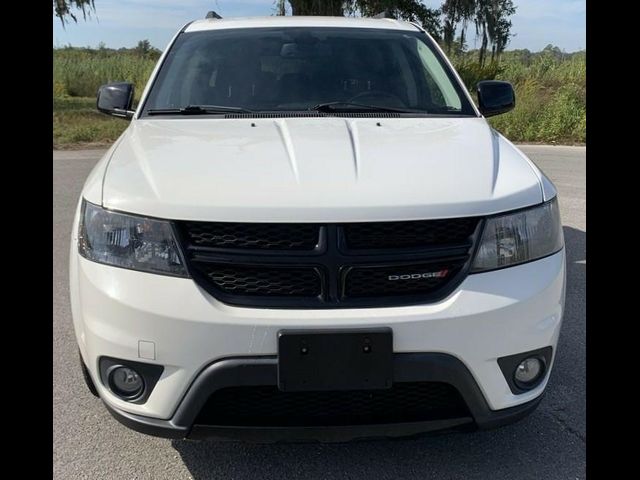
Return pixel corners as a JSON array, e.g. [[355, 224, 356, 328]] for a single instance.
[[53, 145, 585, 480]]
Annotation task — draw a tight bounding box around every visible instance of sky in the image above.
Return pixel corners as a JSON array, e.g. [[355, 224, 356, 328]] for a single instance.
[[52, 0, 585, 52]]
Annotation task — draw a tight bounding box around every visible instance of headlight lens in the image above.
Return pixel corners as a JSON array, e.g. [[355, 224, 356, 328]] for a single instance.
[[472, 198, 563, 272], [78, 200, 188, 277]]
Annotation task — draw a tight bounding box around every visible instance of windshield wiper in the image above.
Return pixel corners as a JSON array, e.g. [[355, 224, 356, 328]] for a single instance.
[[428, 106, 463, 114], [311, 102, 424, 114], [147, 104, 254, 115]]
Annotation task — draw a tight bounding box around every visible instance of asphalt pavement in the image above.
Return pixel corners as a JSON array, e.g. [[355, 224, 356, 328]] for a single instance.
[[53, 145, 585, 480]]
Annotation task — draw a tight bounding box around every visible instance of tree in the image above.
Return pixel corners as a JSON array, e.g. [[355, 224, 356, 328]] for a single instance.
[[450, 34, 468, 56], [491, 15, 513, 62], [474, 0, 515, 66], [441, 0, 475, 54], [135, 40, 152, 56], [275, 0, 288, 15], [542, 44, 564, 60], [288, 0, 345, 15], [53, 0, 95, 27], [276, 0, 441, 40], [354, 1, 441, 39], [133, 39, 161, 59]]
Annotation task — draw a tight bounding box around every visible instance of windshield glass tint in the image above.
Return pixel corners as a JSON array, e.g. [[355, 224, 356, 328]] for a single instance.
[[142, 27, 476, 115]]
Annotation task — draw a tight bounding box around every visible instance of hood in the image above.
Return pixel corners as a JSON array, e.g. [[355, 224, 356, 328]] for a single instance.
[[101, 117, 543, 222]]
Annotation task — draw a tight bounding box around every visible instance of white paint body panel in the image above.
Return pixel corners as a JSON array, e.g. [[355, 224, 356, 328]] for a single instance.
[[185, 16, 418, 33], [71, 245, 565, 419], [101, 118, 543, 222], [71, 16, 565, 425]]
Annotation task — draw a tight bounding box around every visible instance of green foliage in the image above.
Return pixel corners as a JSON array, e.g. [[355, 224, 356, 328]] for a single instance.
[[53, 0, 95, 27], [488, 51, 586, 144], [53, 97, 126, 148], [276, 1, 442, 39], [53, 46, 158, 99], [134, 40, 156, 58], [453, 59, 504, 89], [442, 0, 475, 52], [287, 0, 344, 15], [353, 1, 442, 39], [442, 0, 515, 64], [473, 0, 515, 65], [52, 44, 585, 147]]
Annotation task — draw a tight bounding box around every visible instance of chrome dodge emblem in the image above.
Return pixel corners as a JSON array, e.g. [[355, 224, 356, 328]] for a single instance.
[[388, 270, 449, 281]]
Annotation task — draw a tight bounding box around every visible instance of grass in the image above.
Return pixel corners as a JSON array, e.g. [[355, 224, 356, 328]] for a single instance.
[[53, 48, 156, 100], [53, 97, 127, 149], [488, 52, 586, 144], [53, 47, 585, 148]]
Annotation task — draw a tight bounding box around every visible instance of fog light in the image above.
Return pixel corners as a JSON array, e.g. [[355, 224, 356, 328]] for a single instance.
[[109, 366, 144, 399], [514, 357, 543, 387]]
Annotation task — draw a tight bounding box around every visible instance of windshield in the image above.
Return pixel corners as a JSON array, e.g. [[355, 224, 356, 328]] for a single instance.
[[141, 27, 477, 116]]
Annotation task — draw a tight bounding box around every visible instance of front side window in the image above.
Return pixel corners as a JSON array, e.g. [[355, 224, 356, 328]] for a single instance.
[[142, 27, 476, 116]]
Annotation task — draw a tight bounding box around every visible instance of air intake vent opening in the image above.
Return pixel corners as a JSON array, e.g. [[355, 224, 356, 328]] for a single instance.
[[193, 263, 322, 297], [180, 222, 320, 251], [344, 218, 478, 250], [194, 382, 470, 427]]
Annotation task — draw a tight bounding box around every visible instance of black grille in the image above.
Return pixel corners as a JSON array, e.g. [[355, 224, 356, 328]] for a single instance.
[[177, 218, 482, 308], [193, 264, 321, 297], [180, 222, 320, 250], [194, 382, 469, 427], [344, 218, 478, 250], [344, 262, 464, 298]]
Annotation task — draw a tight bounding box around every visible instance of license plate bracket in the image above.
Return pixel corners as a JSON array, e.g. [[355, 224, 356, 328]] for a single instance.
[[277, 328, 393, 392]]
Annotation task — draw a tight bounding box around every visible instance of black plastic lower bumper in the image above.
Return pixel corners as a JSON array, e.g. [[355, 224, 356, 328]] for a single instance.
[[103, 353, 545, 442]]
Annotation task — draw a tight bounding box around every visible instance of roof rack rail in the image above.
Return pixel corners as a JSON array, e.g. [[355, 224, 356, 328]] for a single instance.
[[205, 11, 222, 19], [372, 10, 395, 19]]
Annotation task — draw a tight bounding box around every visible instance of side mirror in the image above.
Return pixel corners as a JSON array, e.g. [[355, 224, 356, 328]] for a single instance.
[[476, 80, 515, 117], [97, 82, 135, 119]]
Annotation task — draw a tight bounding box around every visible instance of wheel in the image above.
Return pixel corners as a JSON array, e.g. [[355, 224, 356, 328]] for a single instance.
[[79, 351, 100, 398]]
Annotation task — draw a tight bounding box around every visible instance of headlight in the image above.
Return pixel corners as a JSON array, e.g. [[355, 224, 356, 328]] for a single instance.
[[78, 200, 188, 277], [472, 198, 563, 272]]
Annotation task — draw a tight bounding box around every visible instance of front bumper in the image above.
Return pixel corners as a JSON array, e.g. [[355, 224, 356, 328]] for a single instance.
[[102, 354, 545, 441], [70, 239, 565, 436]]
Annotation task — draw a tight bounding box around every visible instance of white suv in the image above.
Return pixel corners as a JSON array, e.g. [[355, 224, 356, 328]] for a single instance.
[[70, 15, 565, 442]]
